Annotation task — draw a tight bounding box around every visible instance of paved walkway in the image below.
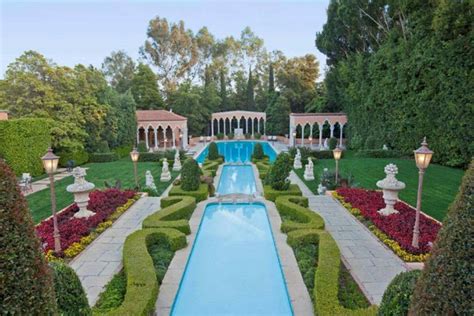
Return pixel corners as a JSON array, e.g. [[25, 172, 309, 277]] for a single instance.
[[289, 172, 408, 305], [69, 196, 162, 305], [24, 168, 71, 196]]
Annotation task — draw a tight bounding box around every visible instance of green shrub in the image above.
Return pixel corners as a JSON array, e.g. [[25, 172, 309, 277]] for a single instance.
[[289, 146, 317, 165], [105, 228, 186, 315], [93, 271, 127, 314], [254, 133, 262, 140], [0, 159, 57, 314], [255, 158, 271, 179], [313, 150, 337, 159], [252, 143, 264, 160], [89, 152, 119, 163], [329, 137, 338, 150], [216, 133, 224, 140], [266, 153, 292, 190], [263, 184, 302, 202], [169, 183, 208, 202], [378, 270, 421, 316], [142, 196, 196, 234], [138, 152, 163, 162], [349, 134, 364, 150], [50, 261, 91, 315], [275, 195, 325, 232], [113, 145, 133, 158], [202, 158, 223, 178], [0, 118, 51, 176], [409, 160, 474, 315], [137, 141, 148, 153], [96, 140, 110, 153], [181, 158, 201, 191], [227, 133, 234, 139], [58, 148, 89, 167], [207, 142, 220, 160], [245, 133, 251, 139], [354, 149, 404, 159], [364, 135, 379, 150]]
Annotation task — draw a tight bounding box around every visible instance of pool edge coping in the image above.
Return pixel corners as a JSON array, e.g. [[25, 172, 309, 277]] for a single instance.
[[154, 163, 313, 316]]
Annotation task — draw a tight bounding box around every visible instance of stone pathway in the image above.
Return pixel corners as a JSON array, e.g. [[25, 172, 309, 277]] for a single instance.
[[289, 172, 408, 305], [24, 168, 71, 196], [69, 196, 163, 306]]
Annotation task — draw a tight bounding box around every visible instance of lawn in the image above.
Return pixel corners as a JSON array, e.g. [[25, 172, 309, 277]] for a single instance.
[[27, 159, 179, 224], [294, 152, 465, 221]]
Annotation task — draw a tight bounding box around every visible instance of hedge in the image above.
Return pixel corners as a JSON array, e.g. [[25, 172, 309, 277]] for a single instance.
[[263, 184, 302, 202], [255, 159, 271, 180], [180, 158, 201, 191], [202, 158, 223, 178], [275, 196, 325, 232], [142, 196, 196, 234], [354, 150, 404, 159], [169, 183, 208, 202], [0, 118, 51, 176], [378, 270, 421, 316], [88, 152, 119, 163], [105, 228, 186, 316], [58, 148, 89, 167]]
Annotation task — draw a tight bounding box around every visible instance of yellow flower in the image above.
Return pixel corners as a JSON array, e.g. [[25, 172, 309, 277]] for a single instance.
[[64, 242, 85, 258]]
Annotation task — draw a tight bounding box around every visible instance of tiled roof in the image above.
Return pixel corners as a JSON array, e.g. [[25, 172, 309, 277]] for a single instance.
[[290, 112, 346, 116], [136, 110, 187, 121]]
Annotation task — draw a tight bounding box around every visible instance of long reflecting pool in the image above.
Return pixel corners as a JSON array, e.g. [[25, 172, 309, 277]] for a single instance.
[[196, 141, 277, 163], [216, 165, 256, 195], [171, 202, 293, 316]]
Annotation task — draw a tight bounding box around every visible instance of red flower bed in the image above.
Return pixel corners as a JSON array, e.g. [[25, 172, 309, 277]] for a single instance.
[[36, 189, 136, 253], [336, 188, 441, 255]]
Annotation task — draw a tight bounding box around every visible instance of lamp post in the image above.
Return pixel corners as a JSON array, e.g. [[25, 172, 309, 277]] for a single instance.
[[130, 147, 140, 188], [41, 148, 61, 254], [292, 132, 297, 147], [333, 146, 342, 185], [412, 137, 433, 248]]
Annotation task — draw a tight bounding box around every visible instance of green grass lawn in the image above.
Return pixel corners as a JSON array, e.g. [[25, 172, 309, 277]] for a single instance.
[[294, 152, 465, 221], [27, 159, 179, 224]]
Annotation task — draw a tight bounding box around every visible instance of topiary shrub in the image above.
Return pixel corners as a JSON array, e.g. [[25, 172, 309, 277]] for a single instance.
[[0, 118, 51, 176], [254, 133, 262, 140], [89, 152, 119, 163], [0, 159, 57, 314], [378, 270, 421, 316], [409, 160, 474, 315], [245, 133, 251, 139], [207, 142, 220, 160], [96, 140, 110, 153], [227, 133, 234, 140], [216, 133, 224, 140], [137, 141, 148, 153], [266, 153, 292, 190], [58, 148, 89, 167], [50, 261, 91, 315], [180, 158, 201, 191], [328, 137, 338, 150], [364, 135, 378, 149], [252, 143, 264, 160], [113, 145, 133, 158]]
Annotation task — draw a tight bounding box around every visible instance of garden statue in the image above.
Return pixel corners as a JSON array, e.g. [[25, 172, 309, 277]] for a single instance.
[[383, 144, 389, 150], [67, 167, 95, 218], [376, 163, 406, 216], [173, 150, 182, 171], [293, 148, 302, 169], [145, 170, 157, 191], [160, 158, 172, 182], [323, 138, 329, 150], [304, 157, 315, 181], [317, 183, 327, 195]]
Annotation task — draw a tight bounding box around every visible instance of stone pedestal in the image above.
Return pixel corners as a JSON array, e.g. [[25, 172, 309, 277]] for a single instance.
[[66, 167, 95, 218], [160, 158, 172, 182], [376, 164, 406, 216]]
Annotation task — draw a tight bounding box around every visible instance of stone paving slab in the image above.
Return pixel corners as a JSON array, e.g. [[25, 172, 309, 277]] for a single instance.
[[289, 172, 408, 305], [69, 196, 163, 306]]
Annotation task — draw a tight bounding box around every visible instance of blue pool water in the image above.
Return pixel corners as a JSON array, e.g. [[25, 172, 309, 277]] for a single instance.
[[196, 141, 277, 163], [171, 203, 293, 316], [217, 165, 256, 195]]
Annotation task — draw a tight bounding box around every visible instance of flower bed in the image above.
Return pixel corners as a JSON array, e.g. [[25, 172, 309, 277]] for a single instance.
[[334, 188, 441, 262], [36, 189, 138, 260]]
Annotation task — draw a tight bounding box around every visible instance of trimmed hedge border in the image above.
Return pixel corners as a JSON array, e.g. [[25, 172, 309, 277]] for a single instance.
[[105, 228, 186, 316], [202, 158, 223, 178], [263, 184, 302, 201], [254, 158, 271, 179], [169, 183, 208, 202], [275, 196, 325, 232], [88, 152, 119, 163], [142, 196, 196, 234]]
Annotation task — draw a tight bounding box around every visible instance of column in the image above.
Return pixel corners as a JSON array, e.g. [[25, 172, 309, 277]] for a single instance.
[[263, 120, 266, 136], [217, 119, 221, 134], [163, 129, 167, 149], [136, 128, 140, 146], [251, 118, 254, 136], [319, 124, 323, 150], [301, 125, 305, 146], [224, 119, 227, 137], [211, 119, 214, 137], [257, 119, 260, 134], [182, 127, 188, 149], [172, 129, 176, 148], [339, 124, 344, 147], [145, 129, 149, 149], [237, 118, 240, 129], [154, 128, 158, 149], [289, 125, 295, 147], [309, 124, 313, 147], [330, 124, 334, 138]]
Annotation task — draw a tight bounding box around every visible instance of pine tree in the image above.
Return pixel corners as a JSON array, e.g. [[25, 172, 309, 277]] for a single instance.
[[246, 67, 256, 110], [269, 63, 275, 93], [219, 69, 228, 110], [131, 64, 164, 110]]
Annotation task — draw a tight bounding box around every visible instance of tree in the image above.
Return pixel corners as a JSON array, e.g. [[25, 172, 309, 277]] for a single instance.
[[131, 64, 164, 110], [181, 158, 201, 191], [101, 50, 136, 93], [0, 159, 57, 314], [268, 62, 275, 93], [246, 67, 256, 110], [219, 69, 229, 110], [409, 161, 474, 315], [267, 153, 292, 190], [140, 17, 198, 91], [207, 142, 220, 160], [266, 95, 290, 135]]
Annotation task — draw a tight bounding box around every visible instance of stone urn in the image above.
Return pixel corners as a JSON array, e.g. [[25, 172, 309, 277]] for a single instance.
[[376, 164, 406, 216], [67, 167, 95, 218]]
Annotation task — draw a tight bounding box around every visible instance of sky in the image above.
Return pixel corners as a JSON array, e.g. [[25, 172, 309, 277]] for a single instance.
[[0, 0, 330, 79]]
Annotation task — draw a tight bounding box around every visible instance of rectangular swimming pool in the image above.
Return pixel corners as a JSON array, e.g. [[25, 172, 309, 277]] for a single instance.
[[196, 141, 277, 163], [171, 202, 293, 315], [216, 165, 257, 195]]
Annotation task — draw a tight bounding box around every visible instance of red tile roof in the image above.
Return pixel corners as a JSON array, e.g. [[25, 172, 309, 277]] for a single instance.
[[136, 110, 187, 122]]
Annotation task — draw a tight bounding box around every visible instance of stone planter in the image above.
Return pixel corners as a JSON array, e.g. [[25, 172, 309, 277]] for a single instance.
[[66, 167, 95, 218], [376, 164, 406, 216]]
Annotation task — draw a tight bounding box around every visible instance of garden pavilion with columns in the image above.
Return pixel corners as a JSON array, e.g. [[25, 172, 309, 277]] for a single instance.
[[289, 113, 348, 148], [136, 110, 188, 150], [210, 110, 266, 138]]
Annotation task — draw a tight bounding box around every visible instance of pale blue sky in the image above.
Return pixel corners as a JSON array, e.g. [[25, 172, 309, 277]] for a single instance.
[[0, 0, 330, 79]]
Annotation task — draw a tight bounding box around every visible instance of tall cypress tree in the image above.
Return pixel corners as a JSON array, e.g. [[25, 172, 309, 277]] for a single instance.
[[219, 69, 228, 110], [246, 67, 255, 110], [269, 63, 275, 93]]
